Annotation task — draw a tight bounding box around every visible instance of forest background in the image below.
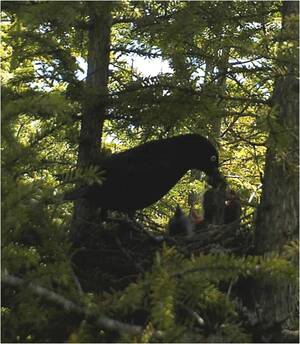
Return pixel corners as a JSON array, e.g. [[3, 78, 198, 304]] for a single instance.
[[1, 1, 299, 343]]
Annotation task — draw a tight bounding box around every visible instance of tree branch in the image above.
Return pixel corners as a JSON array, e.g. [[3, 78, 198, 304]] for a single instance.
[[111, 46, 161, 58], [2, 272, 149, 336]]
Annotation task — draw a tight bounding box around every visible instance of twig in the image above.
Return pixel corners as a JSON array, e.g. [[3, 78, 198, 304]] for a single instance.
[[226, 277, 238, 299], [281, 329, 299, 343], [172, 266, 234, 279], [70, 268, 84, 295], [179, 302, 205, 327], [108, 216, 164, 243], [115, 236, 145, 274], [2, 272, 161, 336]]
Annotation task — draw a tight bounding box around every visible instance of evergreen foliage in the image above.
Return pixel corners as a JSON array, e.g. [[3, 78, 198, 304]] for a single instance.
[[1, 1, 298, 343]]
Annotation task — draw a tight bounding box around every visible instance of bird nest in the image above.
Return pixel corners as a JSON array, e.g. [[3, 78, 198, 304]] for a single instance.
[[170, 221, 254, 256], [71, 212, 254, 293]]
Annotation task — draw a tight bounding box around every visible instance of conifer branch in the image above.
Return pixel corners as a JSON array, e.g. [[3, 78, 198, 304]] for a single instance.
[[2, 273, 145, 336]]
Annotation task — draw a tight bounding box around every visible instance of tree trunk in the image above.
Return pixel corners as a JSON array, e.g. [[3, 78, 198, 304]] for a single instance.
[[255, 1, 299, 252], [71, 2, 112, 247], [251, 1, 299, 341]]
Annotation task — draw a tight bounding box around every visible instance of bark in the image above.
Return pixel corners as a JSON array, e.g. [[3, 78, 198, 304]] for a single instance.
[[250, 1, 299, 340], [255, 2, 299, 254], [71, 2, 113, 246]]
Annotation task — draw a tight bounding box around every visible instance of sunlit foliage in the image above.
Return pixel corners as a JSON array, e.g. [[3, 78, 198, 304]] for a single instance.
[[1, 1, 297, 342]]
